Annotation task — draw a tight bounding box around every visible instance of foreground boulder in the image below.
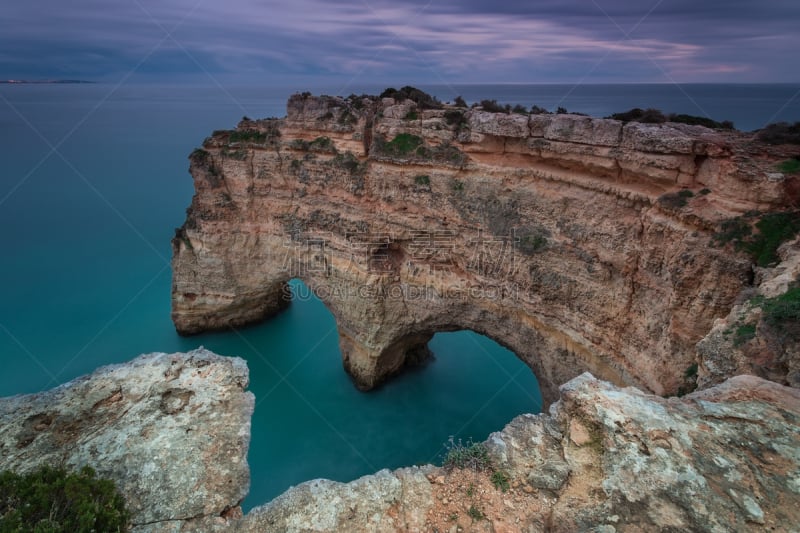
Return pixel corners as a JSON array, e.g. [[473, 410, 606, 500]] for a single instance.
[[0, 348, 253, 532]]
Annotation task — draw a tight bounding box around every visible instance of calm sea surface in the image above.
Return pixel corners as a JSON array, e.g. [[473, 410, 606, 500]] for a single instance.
[[1, 83, 798, 508]]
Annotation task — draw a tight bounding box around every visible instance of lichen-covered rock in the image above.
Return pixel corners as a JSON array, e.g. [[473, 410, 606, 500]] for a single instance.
[[0, 348, 254, 532], [237, 468, 434, 532], [245, 373, 800, 532]]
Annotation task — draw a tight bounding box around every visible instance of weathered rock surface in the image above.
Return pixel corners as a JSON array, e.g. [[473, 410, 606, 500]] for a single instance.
[[698, 237, 800, 389], [0, 348, 253, 532], [172, 92, 799, 403], [237, 373, 800, 532]]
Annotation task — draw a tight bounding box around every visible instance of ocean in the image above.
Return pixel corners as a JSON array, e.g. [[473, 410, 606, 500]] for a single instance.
[[1, 83, 798, 509]]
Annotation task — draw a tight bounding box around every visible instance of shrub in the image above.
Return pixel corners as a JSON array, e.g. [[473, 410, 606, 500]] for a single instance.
[[0, 465, 130, 532], [530, 105, 550, 115], [511, 104, 528, 115], [678, 189, 694, 198], [404, 110, 419, 121], [757, 122, 800, 145], [444, 110, 467, 128], [609, 108, 666, 123], [699, 188, 711, 195], [442, 437, 492, 472], [453, 96, 467, 108], [713, 211, 800, 266], [229, 129, 269, 144], [556, 106, 568, 115], [778, 158, 800, 174], [669, 113, 734, 130], [309, 136, 337, 153], [380, 86, 442, 109], [414, 174, 430, 186], [733, 324, 756, 346], [761, 287, 800, 335], [190, 148, 210, 161], [467, 505, 485, 521], [452, 179, 464, 192], [377, 133, 423, 157], [479, 99, 507, 113], [658, 191, 689, 209]]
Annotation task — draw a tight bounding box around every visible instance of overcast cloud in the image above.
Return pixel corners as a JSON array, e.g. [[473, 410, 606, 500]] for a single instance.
[[1, 0, 798, 84]]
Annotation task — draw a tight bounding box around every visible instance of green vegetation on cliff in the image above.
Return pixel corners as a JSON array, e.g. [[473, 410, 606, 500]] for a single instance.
[[609, 108, 735, 129], [713, 211, 800, 267], [0, 465, 130, 532]]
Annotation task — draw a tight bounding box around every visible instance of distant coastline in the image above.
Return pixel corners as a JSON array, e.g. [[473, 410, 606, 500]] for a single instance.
[[0, 79, 94, 84]]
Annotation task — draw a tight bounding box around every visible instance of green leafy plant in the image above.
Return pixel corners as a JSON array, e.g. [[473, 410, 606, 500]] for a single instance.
[[678, 189, 694, 198], [442, 437, 492, 472], [0, 465, 130, 532], [733, 324, 757, 346], [404, 110, 419, 120], [452, 179, 464, 192], [491, 470, 510, 492], [414, 174, 431, 186], [467, 505, 485, 521]]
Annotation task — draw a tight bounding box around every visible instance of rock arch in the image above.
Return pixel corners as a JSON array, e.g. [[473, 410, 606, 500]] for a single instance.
[[171, 93, 778, 406]]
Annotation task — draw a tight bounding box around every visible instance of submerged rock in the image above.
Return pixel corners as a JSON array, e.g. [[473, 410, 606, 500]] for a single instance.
[[0, 348, 253, 532]]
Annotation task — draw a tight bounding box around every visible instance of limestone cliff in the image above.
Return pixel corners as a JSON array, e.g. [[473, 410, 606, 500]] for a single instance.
[[0, 349, 253, 532], [172, 92, 799, 403]]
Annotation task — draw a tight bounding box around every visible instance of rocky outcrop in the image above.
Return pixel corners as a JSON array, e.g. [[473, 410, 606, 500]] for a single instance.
[[172, 92, 799, 403], [698, 237, 800, 389], [2, 350, 798, 532], [236, 373, 800, 532], [0, 348, 253, 532]]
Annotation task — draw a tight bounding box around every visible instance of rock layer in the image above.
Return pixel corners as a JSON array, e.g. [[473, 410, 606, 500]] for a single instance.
[[172, 93, 798, 403], [0, 348, 253, 532], [237, 373, 800, 532]]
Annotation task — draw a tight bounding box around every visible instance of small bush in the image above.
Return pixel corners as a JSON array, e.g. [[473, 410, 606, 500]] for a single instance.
[[609, 108, 667, 123], [453, 96, 467, 108], [684, 363, 699, 378], [733, 324, 757, 346], [757, 122, 800, 145], [229, 129, 269, 144], [479, 99, 507, 113], [0, 465, 130, 532], [699, 188, 711, 195], [713, 211, 800, 266], [309, 136, 337, 153], [444, 110, 467, 128], [778, 159, 800, 174], [404, 110, 419, 120], [490, 470, 510, 492], [380, 86, 442, 109], [414, 174, 430, 186], [658, 191, 689, 209], [190, 148, 210, 161], [556, 106, 568, 114], [442, 437, 492, 472], [762, 287, 800, 333], [678, 189, 694, 198], [467, 505, 485, 521], [530, 105, 550, 115], [452, 179, 464, 192], [511, 104, 528, 115], [379, 133, 423, 156]]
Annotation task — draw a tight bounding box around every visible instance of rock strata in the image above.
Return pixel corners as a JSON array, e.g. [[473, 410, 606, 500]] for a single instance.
[[0, 348, 253, 532], [172, 92, 799, 403]]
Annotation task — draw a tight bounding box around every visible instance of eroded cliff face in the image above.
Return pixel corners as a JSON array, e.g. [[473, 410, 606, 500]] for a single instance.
[[172, 92, 798, 403]]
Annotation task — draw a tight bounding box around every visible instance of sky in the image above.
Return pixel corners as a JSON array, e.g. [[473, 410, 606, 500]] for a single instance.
[[1, 0, 799, 85]]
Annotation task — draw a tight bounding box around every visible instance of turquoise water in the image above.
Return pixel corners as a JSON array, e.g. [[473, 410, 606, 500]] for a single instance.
[[1, 83, 798, 508]]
